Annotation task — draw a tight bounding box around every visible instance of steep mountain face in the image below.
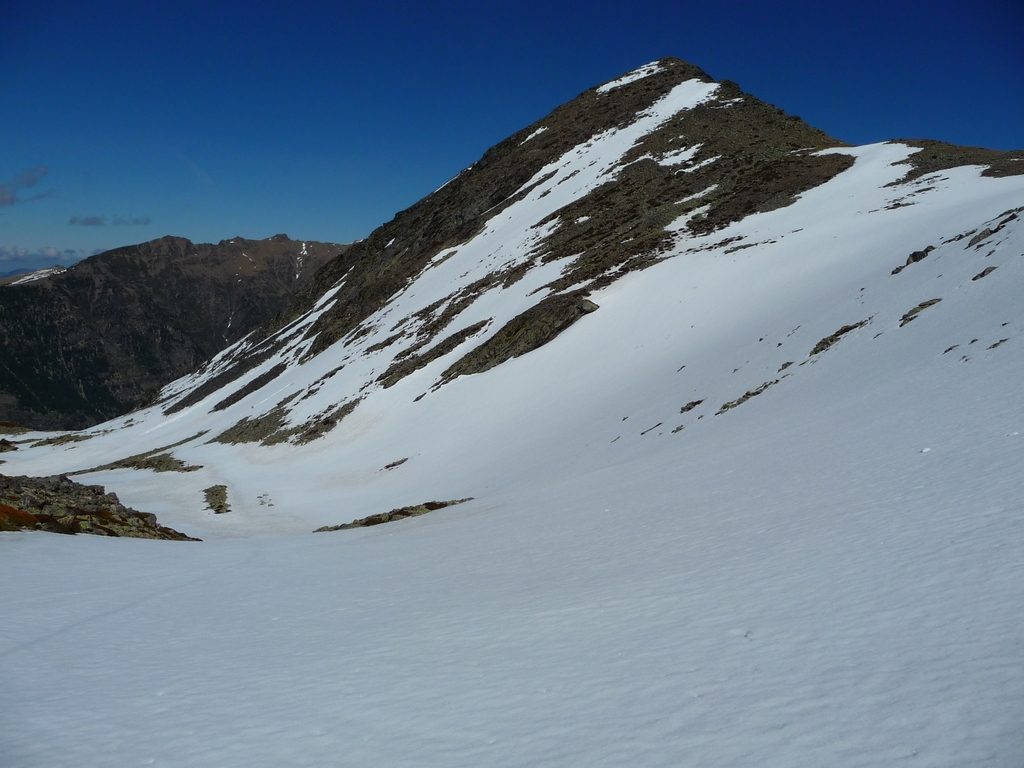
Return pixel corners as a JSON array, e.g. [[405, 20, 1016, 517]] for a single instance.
[[0, 234, 341, 429], [3, 58, 1024, 766], [5, 56, 1022, 511]]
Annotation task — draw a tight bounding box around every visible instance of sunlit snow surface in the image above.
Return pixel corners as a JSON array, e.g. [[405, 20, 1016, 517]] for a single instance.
[[3, 73, 1024, 766]]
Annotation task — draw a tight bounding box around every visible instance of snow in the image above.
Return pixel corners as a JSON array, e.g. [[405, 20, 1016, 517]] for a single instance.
[[295, 241, 308, 279], [679, 154, 720, 173], [6, 266, 66, 285], [519, 125, 547, 145], [596, 61, 665, 93], [655, 143, 702, 166], [4, 353, 1024, 766], [3, 89, 1024, 766]]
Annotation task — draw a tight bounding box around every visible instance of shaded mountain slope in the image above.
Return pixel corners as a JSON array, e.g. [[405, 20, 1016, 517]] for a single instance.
[[0, 235, 341, 429]]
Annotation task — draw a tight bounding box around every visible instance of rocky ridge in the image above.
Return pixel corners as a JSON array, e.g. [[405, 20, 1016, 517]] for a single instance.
[[158, 57, 1023, 448], [0, 234, 342, 430]]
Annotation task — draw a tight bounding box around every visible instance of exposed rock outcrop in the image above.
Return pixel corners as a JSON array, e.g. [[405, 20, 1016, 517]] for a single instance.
[[314, 498, 473, 532], [0, 474, 197, 540]]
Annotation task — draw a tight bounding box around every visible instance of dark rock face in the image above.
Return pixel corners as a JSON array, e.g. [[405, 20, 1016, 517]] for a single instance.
[[0, 473, 197, 540], [0, 235, 341, 429]]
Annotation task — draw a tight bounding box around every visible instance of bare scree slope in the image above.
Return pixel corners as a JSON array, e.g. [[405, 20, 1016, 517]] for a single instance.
[[2, 58, 1023, 767]]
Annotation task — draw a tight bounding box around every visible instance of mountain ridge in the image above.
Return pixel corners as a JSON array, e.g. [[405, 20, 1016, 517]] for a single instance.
[[3, 56, 1021, 529], [135, 56, 1023, 450], [0, 234, 343, 429]]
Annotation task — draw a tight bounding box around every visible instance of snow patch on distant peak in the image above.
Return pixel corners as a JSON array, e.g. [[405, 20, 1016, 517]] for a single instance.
[[520, 126, 548, 145], [678, 184, 718, 204], [597, 61, 665, 93], [7, 266, 66, 285], [295, 242, 307, 280]]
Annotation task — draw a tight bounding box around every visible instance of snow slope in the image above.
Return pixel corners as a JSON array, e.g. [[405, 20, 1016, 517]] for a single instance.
[[2, 266, 65, 285], [2, 60, 1024, 766]]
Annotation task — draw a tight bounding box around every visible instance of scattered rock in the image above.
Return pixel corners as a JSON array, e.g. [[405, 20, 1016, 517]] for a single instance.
[[967, 228, 994, 248], [314, 498, 473, 532], [31, 433, 92, 447], [890, 246, 934, 275], [810, 319, 869, 355], [899, 298, 942, 327], [717, 379, 780, 415], [679, 399, 704, 413], [971, 266, 998, 281], [203, 485, 230, 514], [111, 452, 201, 473]]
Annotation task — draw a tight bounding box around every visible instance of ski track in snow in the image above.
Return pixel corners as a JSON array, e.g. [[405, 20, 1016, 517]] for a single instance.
[[3, 68, 1024, 766]]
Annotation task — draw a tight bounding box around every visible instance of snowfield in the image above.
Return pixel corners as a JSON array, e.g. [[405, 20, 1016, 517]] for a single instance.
[[2, 62, 1024, 766]]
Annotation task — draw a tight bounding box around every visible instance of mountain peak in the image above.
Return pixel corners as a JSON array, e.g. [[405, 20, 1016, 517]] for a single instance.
[[591, 57, 712, 93]]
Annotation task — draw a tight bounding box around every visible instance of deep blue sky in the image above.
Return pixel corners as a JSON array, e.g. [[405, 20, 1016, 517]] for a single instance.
[[2, 0, 1021, 272]]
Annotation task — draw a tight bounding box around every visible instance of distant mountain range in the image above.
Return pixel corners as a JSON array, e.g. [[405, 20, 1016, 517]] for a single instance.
[[0, 234, 342, 429]]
